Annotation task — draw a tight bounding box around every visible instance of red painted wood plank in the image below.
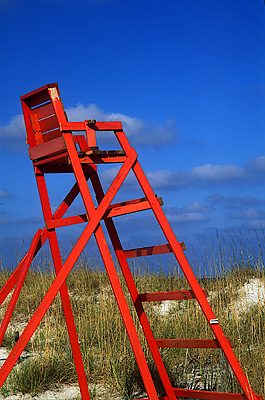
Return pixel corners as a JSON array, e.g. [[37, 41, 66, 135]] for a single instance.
[[135, 389, 260, 400], [0, 230, 41, 346], [73, 135, 88, 151], [29, 136, 66, 160], [46, 214, 88, 229], [124, 242, 186, 258], [46, 196, 161, 229], [94, 121, 123, 131], [29, 114, 43, 145], [20, 83, 58, 101], [78, 154, 127, 164], [60, 121, 123, 132], [33, 153, 68, 166], [60, 122, 86, 131], [155, 339, 234, 349], [173, 388, 261, 400], [42, 129, 62, 142], [39, 115, 59, 133], [139, 289, 209, 302], [28, 90, 51, 108], [34, 102, 55, 120]]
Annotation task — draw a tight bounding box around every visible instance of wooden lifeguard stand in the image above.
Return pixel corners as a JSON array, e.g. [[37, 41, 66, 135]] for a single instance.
[[0, 83, 262, 400]]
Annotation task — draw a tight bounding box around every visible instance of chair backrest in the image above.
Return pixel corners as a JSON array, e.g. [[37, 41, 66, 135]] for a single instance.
[[20, 83, 66, 148]]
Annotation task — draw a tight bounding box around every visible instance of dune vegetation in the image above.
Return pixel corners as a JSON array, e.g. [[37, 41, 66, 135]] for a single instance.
[[0, 231, 264, 399]]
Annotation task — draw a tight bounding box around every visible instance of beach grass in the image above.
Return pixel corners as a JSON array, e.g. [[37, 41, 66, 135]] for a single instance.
[[0, 231, 264, 399]]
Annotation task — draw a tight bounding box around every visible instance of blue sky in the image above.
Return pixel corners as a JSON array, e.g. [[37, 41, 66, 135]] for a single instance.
[[0, 0, 265, 267]]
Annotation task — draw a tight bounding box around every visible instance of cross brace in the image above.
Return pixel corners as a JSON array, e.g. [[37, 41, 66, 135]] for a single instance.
[[0, 83, 262, 400]]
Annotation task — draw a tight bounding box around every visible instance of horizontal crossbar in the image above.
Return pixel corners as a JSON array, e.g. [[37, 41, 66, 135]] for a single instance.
[[155, 338, 234, 348], [124, 242, 186, 258], [135, 388, 262, 400], [173, 388, 263, 400], [46, 196, 161, 229], [60, 121, 123, 132], [78, 153, 127, 164], [139, 289, 209, 302]]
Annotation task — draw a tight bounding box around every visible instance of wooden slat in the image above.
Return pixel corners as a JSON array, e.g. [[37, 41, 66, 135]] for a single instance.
[[34, 102, 55, 120], [94, 121, 123, 131], [42, 129, 62, 142], [139, 289, 209, 302], [173, 388, 259, 400], [29, 136, 66, 161], [46, 214, 88, 229], [78, 154, 127, 164], [60, 121, 123, 132], [155, 339, 235, 349], [124, 242, 186, 258], [39, 115, 59, 133], [106, 196, 162, 218], [29, 90, 51, 108], [33, 152, 68, 166], [136, 389, 259, 400]]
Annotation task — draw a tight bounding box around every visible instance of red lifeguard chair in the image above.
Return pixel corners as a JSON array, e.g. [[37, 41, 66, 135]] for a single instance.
[[0, 83, 262, 400]]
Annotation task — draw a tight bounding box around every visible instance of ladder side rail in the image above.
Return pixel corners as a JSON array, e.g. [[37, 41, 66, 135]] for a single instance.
[[112, 128, 258, 399], [132, 160, 258, 400], [88, 168, 178, 400], [63, 133, 160, 400], [34, 170, 90, 400]]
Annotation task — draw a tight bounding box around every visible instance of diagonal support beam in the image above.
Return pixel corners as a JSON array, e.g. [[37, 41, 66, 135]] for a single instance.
[[0, 178, 87, 307], [0, 229, 41, 346], [0, 140, 140, 392], [63, 132, 160, 399]]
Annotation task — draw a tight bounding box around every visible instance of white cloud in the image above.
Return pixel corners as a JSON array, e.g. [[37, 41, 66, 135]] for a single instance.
[[236, 208, 264, 220], [0, 114, 25, 138], [67, 103, 178, 147], [166, 212, 209, 224], [190, 163, 247, 181], [0, 114, 26, 152], [0, 189, 12, 198], [144, 157, 265, 191], [0, 104, 178, 151], [207, 194, 265, 208], [248, 156, 265, 173], [182, 201, 214, 214]]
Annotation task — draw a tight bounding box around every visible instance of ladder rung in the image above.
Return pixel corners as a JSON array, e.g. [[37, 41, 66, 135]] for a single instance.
[[124, 242, 186, 258], [46, 196, 161, 229], [134, 395, 245, 400], [173, 388, 262, 400], [139, 289, 209, 302], [155, 339, 235, 349], [135, 388, 262, 400], [103, 196, 163, 219]]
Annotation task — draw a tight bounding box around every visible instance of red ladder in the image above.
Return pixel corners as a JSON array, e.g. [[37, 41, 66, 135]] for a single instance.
[[0, 83, 262, 400]]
